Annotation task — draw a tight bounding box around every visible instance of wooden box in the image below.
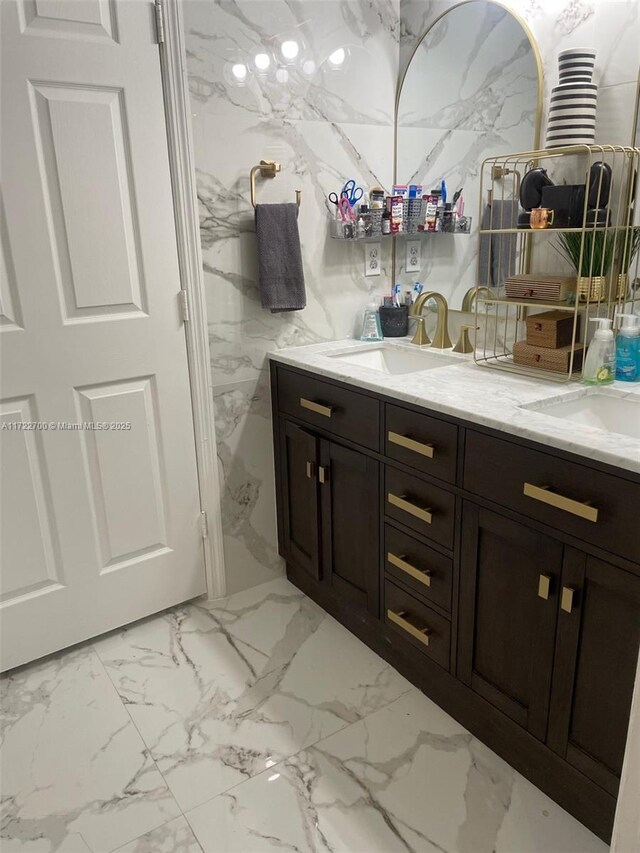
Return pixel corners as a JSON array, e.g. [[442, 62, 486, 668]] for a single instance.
[[526, 310, 579, 349], [505, 274, 576, 302], [513, 341, 584, 374]]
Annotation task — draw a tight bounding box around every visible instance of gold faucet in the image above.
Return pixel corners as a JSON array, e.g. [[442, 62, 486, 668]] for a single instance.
[[411, 291, 453, 348], [461, 285, 492, 313]]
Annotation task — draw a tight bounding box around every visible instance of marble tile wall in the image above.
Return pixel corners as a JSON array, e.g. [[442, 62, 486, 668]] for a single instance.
[[184, 0, 400, 594], [184, 0, 640, 596]]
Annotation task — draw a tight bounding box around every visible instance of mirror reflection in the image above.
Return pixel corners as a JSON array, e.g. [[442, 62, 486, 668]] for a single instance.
[[395, 1, 542, 309]]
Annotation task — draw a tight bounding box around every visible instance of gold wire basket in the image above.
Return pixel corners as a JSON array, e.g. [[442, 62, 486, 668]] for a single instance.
[[473, 145, 640, 382]]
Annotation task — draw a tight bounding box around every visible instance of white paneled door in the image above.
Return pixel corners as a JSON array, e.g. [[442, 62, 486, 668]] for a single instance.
[[0, 0, 207, 671]]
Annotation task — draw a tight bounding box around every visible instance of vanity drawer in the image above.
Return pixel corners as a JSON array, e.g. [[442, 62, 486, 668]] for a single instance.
[[384, 525, 452, 613], [464, 430, 640, 563], [385, 404, 458, 483], [385, 466, 455, 550], [384, 579, 450, 670], [277, 368, 380, 451]]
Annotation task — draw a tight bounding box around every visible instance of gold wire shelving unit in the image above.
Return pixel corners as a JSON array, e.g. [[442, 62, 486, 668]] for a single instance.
[[473, 145, 640, 382]]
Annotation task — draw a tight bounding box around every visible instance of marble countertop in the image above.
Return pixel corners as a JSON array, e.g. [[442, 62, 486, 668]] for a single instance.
[[269, 339, 640, 474]]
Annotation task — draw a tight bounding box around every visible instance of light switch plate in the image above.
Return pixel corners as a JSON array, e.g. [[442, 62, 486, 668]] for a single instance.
[[365, 242, 381, 276], [406, 240, 421, 273]]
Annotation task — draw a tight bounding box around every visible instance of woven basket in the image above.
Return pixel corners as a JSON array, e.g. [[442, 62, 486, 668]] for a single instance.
[[577, 275, 606, 302]]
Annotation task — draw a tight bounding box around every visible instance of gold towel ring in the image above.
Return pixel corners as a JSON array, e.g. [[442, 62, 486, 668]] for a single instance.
[[250, 160, 301, 209]]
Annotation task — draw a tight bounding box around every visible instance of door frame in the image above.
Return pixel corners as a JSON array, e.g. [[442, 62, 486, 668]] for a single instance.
[[157, 0, 225, 599]]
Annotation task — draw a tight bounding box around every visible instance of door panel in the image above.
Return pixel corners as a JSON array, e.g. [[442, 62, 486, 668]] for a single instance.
[[320, 441, 380, 617], [280, 422, 320, 580], [0, 0, 206, 670], [548, 552, 640, 796], [458, 504, 562, 740]]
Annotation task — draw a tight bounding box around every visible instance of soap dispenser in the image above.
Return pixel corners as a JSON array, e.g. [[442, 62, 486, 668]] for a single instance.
[[583, 318, 615, 385], [615, 313, 640, 382], [360, 302, 383, 342]]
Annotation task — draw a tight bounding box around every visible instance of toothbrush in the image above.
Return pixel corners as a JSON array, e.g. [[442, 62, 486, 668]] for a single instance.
[[441, 179, 447, 206]]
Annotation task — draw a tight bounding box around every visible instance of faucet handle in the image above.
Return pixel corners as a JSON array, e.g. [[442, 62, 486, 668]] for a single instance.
[[453, 324, 478, 354], [410, 316, 431, 346]]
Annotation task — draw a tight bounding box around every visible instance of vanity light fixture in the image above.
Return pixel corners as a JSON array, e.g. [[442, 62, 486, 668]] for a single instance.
[[302, 58, 317, 76], [253, 52, 271, 72], [280, 39, 299, 61], [228, 62, 249, 84], [327, 47, 346, 68]]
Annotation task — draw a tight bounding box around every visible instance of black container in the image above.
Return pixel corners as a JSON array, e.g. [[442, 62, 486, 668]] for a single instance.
[[540, 184, 586, 228], [379, 305, 409, 337]]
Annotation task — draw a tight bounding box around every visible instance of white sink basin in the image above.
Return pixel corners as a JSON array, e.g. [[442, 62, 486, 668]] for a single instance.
[[522, 389, 640, 440], [328, 345, 459, 375]]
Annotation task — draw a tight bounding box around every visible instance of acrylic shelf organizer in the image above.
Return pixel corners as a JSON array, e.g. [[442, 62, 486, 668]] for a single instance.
[[329, 215, 472, 241], [473, 144, 640, 383]]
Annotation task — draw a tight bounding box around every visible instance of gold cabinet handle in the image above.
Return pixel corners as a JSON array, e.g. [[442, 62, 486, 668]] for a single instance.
[[306, 461, 315, 480], [538, 574, 552, 600], [387, 609, 431, 646], [523, 483, 598, 523], [387, 493, 432, 525], [319, 465, 329, 484], [561, 586, 576, 614], [387, 552, 432, 587], [300, 398, 333, 418], [388, 431, 434, 459]]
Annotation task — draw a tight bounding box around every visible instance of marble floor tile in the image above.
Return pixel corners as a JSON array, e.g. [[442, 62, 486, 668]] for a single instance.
[[94, 580, 411, 813], [185, 689, 608, 853], [113, 816, 202, 853], [0, 647, 181, 853]]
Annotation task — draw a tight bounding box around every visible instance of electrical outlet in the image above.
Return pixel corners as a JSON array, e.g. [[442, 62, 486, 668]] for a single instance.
[[365, 242, 381, 276], [406, 240, 421, 273]]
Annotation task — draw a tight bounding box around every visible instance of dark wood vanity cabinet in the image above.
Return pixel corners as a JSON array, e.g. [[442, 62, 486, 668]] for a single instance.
[[458, 505, 562, 742], [271, 363, 640, 842]]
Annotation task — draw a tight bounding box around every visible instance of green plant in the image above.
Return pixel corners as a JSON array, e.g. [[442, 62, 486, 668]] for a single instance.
[[555, 230, 614, 277], [619, 226, 640, 271]]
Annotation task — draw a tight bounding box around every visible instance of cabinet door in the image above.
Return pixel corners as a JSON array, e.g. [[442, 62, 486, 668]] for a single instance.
[[280, 421, 320, 580], [547, 551, 640, 796], [458, 504, 562, 740], [320, 441, 380, 617]]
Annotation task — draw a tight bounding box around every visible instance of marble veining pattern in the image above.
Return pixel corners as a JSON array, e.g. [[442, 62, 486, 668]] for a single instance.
[[185, 0, 640, 594], [269, 340, 640, 471], [1, 576, 608, 853]]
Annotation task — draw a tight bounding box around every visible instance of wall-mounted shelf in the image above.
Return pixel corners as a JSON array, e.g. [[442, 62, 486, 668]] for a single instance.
[[330, 217, 472, 241]]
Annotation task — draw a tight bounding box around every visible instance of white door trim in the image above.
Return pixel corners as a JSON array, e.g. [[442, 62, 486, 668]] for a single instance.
[[157, 0, 225, 600]]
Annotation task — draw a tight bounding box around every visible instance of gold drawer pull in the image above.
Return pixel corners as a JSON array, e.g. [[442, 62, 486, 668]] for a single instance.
[[561, 586, 576, 614], [388, 431, 434, 459], [387, 609, 431, 646], [388, 552, 432, 587], [306, 461, 315, 480], [300, 398, 333, 418], [538, 574, 551, 600], [523, 483, 598, 523], [387, 492, 432, 525]]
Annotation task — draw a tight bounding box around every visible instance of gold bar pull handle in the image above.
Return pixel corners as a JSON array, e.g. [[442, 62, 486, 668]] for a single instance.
[[387, 493, 432, 525], [306, 461, 315, 480], [387, 552, 432, 587], [388, 431, 434, 459], [523, 483, 598, 523], [300, 398, 333, 418], [561, 586, 576, 614], [319, 466, 329, 485], [538, 574, 551, 600], [387, 609, 431, 647]]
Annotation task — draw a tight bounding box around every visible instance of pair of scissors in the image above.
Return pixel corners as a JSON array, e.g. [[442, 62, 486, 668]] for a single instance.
[[337, 196, 353, 222], [340, 179, 364, 207], [328, 191, 346, 208]]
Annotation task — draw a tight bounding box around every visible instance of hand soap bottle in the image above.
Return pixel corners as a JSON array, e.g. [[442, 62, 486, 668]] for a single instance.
[[615, 313, 639, 382], [360, 302, 383, 342], [582, 318, 615, 385]]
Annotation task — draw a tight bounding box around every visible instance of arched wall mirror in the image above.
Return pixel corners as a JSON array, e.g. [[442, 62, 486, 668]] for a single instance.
[[394, 0, 543, 309]]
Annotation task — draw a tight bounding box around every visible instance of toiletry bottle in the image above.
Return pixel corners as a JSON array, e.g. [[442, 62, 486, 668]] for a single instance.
[[381, 208, 391, 234], [356, 209, 366, 239], [583, 318, 615, 385], [360, 302, 384, 342], [615, 313, 640, 382]]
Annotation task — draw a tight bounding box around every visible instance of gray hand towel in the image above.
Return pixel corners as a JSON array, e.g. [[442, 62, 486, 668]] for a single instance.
[[255, 203, 306, 313], [478, 200, 518, 288]]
